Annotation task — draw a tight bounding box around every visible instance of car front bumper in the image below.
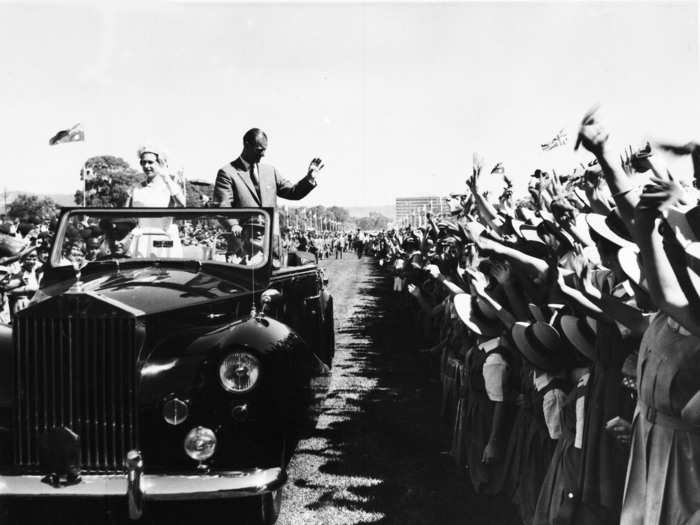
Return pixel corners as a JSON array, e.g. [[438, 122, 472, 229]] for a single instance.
[[0, 465, 286, 520]]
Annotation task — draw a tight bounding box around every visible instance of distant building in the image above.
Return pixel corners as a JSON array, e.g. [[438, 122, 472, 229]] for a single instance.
[[395, 196, 448, 227]]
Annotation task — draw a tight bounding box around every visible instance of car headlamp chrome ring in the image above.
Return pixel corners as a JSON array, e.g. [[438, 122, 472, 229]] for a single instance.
[[218, 352, 261, 393]]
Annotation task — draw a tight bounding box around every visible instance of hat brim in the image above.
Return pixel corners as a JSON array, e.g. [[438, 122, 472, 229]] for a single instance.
[[528, 303, 545, 322], [519, 226, 544, 244], [586, 213, 637, 250], [454, 293, 502, 337], [617, 247, 646, 291], [510, 322, 562, 373], [559, 315, 596, 362]]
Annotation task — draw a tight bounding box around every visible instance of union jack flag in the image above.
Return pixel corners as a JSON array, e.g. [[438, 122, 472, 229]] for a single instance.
[[541, 129, 567, 151]]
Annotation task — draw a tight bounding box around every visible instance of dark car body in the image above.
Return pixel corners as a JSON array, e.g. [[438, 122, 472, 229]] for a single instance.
[[0, 208, 334, 523]]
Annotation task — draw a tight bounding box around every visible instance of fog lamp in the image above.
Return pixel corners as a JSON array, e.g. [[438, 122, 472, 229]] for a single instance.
[[163, 397, 189, 426], [184, 426, 217, 461]]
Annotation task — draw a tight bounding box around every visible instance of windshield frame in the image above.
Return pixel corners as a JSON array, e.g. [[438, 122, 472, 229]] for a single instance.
[[50, 207, 273, 271]]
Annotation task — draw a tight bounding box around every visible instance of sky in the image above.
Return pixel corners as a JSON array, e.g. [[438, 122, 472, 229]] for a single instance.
[[1, 1, 699, 207]]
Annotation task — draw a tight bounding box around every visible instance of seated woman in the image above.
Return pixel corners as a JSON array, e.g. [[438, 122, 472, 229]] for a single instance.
[[124, 145, 186, 259]]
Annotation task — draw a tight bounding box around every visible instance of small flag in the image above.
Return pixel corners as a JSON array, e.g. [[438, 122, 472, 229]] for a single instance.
[[49, 123, 85, 146], [490, 162, 505, 175], [541, 129, 567, 151]]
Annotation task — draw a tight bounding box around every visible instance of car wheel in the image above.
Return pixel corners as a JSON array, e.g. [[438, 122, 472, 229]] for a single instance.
[[255, 487, 283, 525], [322, 298, 335, 365]]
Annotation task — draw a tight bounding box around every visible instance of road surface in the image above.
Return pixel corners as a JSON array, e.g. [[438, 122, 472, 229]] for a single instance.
[[279, 255, 518, 525]]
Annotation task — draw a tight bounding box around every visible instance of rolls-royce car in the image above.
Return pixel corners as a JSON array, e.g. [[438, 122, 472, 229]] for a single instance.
[[0, 207, 335, 524]]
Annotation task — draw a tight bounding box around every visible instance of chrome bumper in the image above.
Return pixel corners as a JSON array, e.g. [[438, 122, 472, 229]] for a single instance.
[[0, 466, 286, 520]]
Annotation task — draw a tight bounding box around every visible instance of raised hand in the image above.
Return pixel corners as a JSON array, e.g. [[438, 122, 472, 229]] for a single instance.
[[490, 261, 512, 285], [575, 105, 609, 154], [637, 168, 688, 212], [425, 264, 442, 280], [307, 158, 325, 178], [620, 146, 636, 178], [467, 268, 489, 295]]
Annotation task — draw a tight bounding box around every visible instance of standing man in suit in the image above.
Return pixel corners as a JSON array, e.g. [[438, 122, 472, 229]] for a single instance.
[[213, 128, 324, 238]]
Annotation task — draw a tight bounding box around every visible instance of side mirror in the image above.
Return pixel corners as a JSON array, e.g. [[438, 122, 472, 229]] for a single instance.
[[260, 288, 283, 314]]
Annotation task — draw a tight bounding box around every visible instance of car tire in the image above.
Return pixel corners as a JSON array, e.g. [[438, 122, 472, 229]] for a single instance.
[[322, 298, 335, 365], [255, 487, 282, 525]]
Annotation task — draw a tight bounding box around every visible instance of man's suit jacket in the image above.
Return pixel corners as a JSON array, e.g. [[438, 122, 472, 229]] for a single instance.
[[213, 157, 316, 209]]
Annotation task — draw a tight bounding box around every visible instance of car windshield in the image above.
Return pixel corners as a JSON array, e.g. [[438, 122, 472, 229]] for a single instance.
[[51, 209, 271, 270]]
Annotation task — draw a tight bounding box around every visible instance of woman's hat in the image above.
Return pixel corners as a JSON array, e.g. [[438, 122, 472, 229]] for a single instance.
[[453, 293, 502, 337], [537, 219, 576, 250], [617, 246, 645, 290], [559, 315, 597, 362], [519, 224, 545, 244], [586, 212, 637, 250], [664, 205, 700, 292], [528, 303, 545, 322], [510, 321, 567, 372]]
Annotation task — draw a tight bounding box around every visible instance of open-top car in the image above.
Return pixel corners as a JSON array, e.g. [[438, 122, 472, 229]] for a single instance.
[[0, 207, 334, 524]]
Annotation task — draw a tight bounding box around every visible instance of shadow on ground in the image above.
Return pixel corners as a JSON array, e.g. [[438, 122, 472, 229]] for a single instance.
[[281, 260, 519, 525]]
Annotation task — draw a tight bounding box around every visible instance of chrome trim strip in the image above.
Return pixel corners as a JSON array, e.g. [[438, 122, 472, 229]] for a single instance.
[[0, 467, 286, 500]]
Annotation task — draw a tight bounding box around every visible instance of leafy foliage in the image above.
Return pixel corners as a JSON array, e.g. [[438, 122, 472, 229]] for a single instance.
[[74, 155, 141, 207], [185, 180, 214, 207], [7, 193, 58, 221], [356, 212, 390, 231]]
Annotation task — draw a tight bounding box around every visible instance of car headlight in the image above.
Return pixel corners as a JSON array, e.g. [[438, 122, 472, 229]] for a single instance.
[[218, 352, 261, 393], [184, 426, 217, 461]]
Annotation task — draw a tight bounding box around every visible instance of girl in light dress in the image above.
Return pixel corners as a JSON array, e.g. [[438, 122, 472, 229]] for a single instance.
[[125, 146, 186, 259]]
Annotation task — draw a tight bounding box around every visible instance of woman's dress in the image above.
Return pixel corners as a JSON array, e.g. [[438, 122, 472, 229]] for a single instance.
[[502, 365, 567, 525], [620, 313, 700, 525], [577, 317, 637, 524], [464, 337, 515, 495], [533, 369, 590, 525], [126, 180, 183, 258]]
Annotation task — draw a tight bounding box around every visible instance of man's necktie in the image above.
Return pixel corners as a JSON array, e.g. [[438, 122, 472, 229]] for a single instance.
[[249, 163, 261, 200]]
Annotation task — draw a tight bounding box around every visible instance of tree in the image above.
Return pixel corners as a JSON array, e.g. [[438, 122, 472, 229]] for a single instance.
[[74, 155, 141, 207], [356, 212, 390, 231], [7, 193, 58, 221], [185, 180, 214, 207]]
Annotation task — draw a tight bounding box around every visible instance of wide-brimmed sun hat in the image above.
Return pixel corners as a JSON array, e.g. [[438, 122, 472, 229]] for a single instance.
[[617, 246, 645, 290], [453, 293, 502, 337], [510, 321, 567, 373], [586, 212, 637, 251], [559, 315, 598, 362]]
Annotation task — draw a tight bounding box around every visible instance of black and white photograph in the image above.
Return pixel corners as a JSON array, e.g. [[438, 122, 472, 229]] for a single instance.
[[1, 1, 699, 524]]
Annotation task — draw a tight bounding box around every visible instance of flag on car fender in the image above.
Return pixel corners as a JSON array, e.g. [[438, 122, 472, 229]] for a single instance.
[[49, 123, 85, 146]]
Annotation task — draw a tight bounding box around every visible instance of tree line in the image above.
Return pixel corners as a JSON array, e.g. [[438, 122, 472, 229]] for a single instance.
[[3, 155, 391, 230]]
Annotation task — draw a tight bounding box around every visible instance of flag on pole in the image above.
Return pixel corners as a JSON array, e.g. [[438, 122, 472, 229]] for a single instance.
[[49, 123, 85, 146], [490, 162, 505, 175], [541, 129, 567, 151]]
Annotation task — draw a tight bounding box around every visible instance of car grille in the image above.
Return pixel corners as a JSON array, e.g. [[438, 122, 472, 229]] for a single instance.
[[13, 312, 139, 473]]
